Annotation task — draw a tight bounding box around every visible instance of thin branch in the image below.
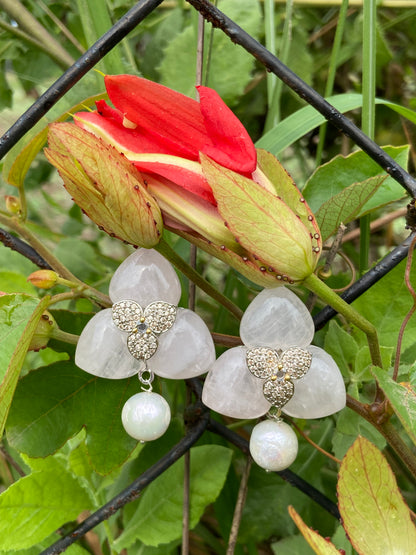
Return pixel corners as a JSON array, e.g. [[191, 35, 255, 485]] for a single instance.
[[341, 207, 407, 243], [0, 228, 51, 269], [226, 456, 252, 554], [37, 0, 86, 54], [212, 333, 242, 347], [288, 419, 341, 465], [0, 445, 26, 477], [392, 233, 416, 380]]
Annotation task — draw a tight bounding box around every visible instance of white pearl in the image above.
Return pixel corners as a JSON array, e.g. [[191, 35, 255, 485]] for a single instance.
[[121, 392, 171, 441], [249, 420, 298, 471]]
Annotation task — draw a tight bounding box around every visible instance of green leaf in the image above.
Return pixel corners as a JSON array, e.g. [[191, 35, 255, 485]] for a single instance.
[[289, 506, 340, 554], [0, 271, 36, 295], [239, 464, 305, 543], [324, 320, 359, 378], [352, 258, 416, 353], [333, 409, 386, 461], [0, 294, 50, 437], [303, 145, 408, 216], [272, 535, 315, 555], [6, 127, 49, 189], [115, 445, 233, 549], [76, 0, 124, 75], [53, 238, 106, 282], [373, 368, 416, 447], [159, 0, 261, 104], [338, 436, 416, 554], [0, 464, 94, 550], [3, 539, 90, 555], [316, 175, 386, 241], [256, 93, 416, 154], [6, 361, 138, 474]]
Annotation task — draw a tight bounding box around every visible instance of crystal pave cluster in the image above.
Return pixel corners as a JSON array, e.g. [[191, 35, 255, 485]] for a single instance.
[[247, 347, 312, 409], [112, 300, 177, 360]]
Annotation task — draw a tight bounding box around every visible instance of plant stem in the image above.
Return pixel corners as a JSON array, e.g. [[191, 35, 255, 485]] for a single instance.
[[264, 0, 294, 131], [393, 233, 416, 380], [359, 0, 377, 274], [346, 395, 416, 481], [226, 456, 252, 554], [0, 214, 110, 307], [50, 328, 79, 345], [303, 272, 382, 368], [155, 239, 243, 320], [0, 0, 74, 69], [264, 0, 277, 107], [315, 0, 349, 165]]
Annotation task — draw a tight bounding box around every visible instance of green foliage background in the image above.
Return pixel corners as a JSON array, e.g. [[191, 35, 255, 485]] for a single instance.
[[0, 0, 416, 553]]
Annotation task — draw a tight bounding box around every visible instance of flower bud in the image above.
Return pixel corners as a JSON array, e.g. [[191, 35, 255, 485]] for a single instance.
[[45, 123, 163, 248], [5, 195, 21, 215], [27, 270, 58, 289], [200, 150, 322, 284], [29, 311, 56, 351]]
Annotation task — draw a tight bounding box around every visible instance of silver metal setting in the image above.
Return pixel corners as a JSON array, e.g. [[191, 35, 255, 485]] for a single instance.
[[246, 346, 312, 409], [138, 367, 155, 391]]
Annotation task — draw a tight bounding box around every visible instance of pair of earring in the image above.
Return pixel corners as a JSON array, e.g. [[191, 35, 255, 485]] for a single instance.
[[75, 249, 346, 471]]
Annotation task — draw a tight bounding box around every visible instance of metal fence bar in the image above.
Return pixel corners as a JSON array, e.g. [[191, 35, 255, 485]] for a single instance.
[[314, 231, 416, 329], [186, 0, 416, 199], [0, 0, 164, 160]]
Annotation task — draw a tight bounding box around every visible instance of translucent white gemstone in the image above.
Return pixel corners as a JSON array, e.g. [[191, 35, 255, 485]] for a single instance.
[[202, 346, 271, 419], [282, 345, 346, 419], [249, 420, 298, 471], [75, 309, 144, 379], [109, 249, 181, 306], [240, 287, 314, 349], [149, 308, 216, 379], [121, 392, 171, 441]]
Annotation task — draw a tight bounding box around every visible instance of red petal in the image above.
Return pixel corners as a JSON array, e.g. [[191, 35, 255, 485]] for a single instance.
[[134, 162, 216, 205], [105, 75, 208, 160], [74, 111, 174, 155], [198, 86, 257, 174]]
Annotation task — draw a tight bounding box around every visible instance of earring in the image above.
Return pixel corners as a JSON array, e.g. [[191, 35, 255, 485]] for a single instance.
[[202, 287, 346, 471], [75, 248, 216, 442]]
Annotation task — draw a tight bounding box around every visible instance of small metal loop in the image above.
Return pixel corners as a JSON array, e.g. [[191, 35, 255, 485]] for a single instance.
[[266, 406, 282, 421], [138, 366, 154, 392]]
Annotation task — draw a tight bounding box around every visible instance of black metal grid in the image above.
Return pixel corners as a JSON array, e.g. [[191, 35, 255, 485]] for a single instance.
[[0, 1, 414, 553]]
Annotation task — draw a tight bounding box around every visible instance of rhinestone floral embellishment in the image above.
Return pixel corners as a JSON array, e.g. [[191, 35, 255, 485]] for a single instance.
[[246, 346, 312, 409], [112, 300, 177, 360]]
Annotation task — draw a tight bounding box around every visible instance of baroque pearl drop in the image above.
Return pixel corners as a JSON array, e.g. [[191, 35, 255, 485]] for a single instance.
[[121, 392, 171, 442], [249, 420, 298, 471]]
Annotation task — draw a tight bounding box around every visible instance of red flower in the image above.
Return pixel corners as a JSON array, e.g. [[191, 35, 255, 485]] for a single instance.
[[74, 75, 257, 204], [47, 75, 322, 286]]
